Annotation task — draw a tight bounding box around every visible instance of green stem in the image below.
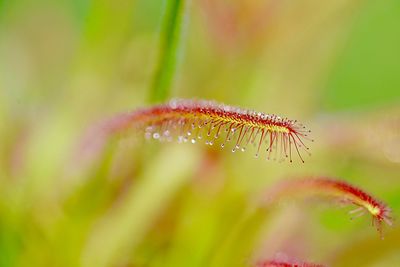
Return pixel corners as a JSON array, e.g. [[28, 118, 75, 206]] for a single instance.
[[149, 0, 187, 103]]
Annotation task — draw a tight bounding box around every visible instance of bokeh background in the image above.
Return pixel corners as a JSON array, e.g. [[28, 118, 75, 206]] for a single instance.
[[1, 0, 400, 266]]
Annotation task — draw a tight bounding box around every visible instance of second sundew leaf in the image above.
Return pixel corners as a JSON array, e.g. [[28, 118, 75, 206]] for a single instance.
[[261, 177, 392, 237]]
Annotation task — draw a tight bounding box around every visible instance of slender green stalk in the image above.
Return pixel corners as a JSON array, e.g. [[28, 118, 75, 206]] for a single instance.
[[82, 145, 200, 267], [149, 0, 187, 103]]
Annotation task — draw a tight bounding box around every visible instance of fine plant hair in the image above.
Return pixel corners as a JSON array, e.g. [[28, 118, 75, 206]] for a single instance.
[[83, 98, 312, 163]]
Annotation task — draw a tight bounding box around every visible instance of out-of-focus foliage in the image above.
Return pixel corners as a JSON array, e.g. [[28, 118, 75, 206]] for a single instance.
[[0, 0, 399, 266]]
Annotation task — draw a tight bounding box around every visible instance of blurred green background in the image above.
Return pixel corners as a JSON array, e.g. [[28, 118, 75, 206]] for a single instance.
[[0, 0, 399, 266]]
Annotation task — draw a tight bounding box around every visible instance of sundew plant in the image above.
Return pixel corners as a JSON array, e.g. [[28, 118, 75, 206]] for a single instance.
[[1, 1, 400, 267]]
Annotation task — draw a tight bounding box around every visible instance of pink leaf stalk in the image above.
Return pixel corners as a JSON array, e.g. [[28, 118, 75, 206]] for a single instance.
[[263, 177, 392, 236], [256, 259, 325, 267], [80, 99, 312, 163]]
